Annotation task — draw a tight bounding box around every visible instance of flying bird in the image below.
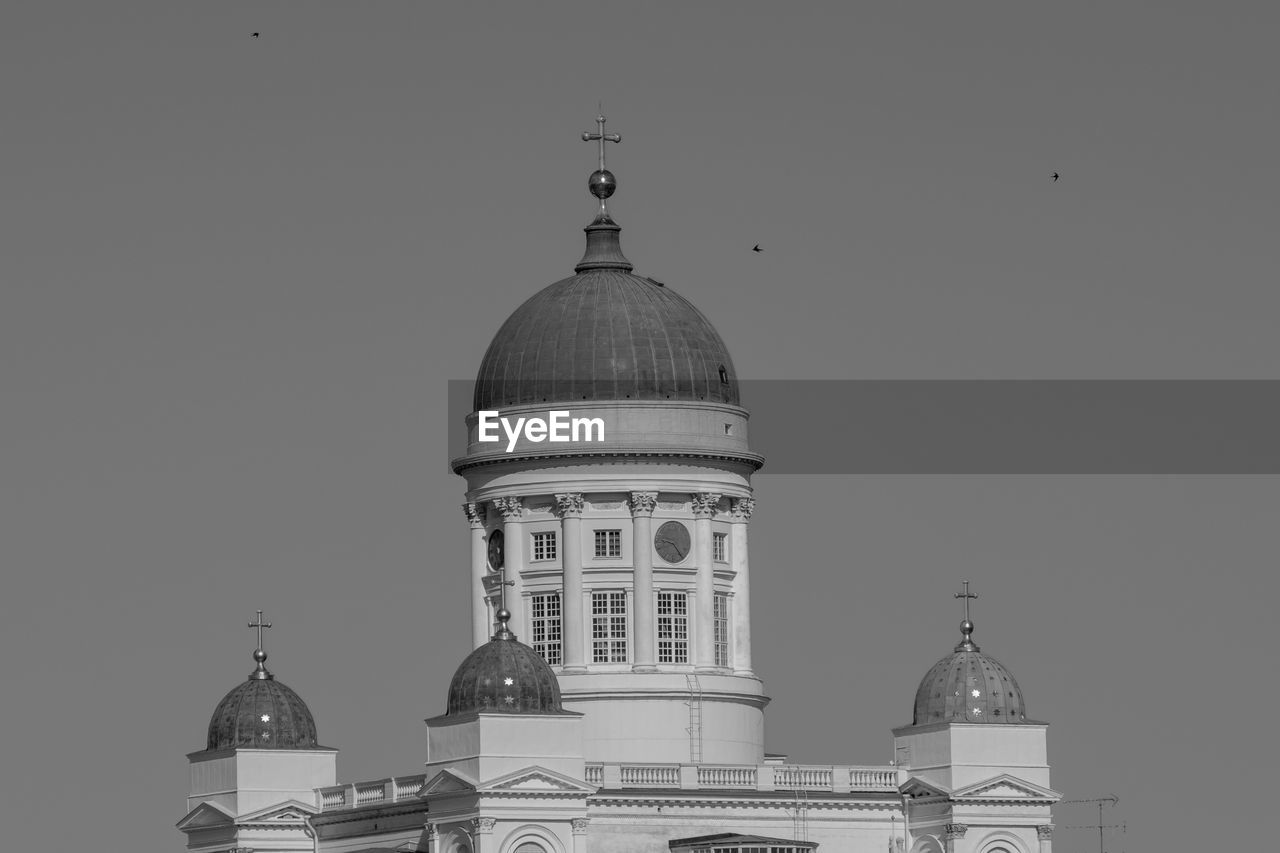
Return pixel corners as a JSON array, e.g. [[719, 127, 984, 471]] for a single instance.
[[251, 32, 260, 38], [1051, 172, 1059, 182], [752, 244, 762, 253]]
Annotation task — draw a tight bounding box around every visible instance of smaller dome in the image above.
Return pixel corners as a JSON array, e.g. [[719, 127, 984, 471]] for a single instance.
[[446, 612, 564, 715], [912, 622, 1028, 726], [206, 649, 320, 750]]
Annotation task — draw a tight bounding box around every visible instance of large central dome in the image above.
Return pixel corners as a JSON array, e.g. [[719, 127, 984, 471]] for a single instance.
[[473, 219, 740, 411]]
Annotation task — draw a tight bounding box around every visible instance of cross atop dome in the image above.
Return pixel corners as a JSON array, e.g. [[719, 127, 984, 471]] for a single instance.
[[582, 113, 621, 219], [954, 581, 979, 651], [248, 609, 275, 680]]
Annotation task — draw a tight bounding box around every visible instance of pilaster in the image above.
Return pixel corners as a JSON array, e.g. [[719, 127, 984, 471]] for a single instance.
[[557, 493, 586, 672], [571, 817, 590, 853], [691, 492, 721, 670], [1037, 824, 1055, 853], [493, 496, 525, 633], [464, 502, 489, 649], [629, 491, 658, 671], [729, 496, 754, 674]]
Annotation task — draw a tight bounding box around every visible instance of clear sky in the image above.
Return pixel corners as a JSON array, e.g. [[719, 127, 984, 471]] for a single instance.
[[2, 3, 1278, 852]]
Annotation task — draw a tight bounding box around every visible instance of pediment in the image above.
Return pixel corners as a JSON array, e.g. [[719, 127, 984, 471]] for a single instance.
[[422, 767, 479, 797], [951, 774, 1061, 803], [899, 777, 951, 800], [176, 801, 236, 831], [239, 799, 318, 823], [478, 765, 595, 795]]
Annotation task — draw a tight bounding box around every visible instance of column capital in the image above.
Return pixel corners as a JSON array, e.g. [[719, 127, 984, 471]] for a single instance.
[[691, 492, 722, 518], [473, 816, 497, 834], [493, 496, 524, 521], [571, 817, 590, 835], [943, 824, 969, 840], [555, 493, 585, 517], [730, 497, 756, 521], [425, 823, 439, 841], [463, 502, 487, 528], [628, 491, 658, 517], [1037, 825, 1055, 840]]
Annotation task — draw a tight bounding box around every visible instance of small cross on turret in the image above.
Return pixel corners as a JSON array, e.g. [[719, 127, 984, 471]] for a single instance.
[[248, 609, 274, 678]]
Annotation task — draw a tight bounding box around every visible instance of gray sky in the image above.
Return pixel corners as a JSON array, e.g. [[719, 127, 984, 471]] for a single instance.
[[3, 3, 1278, 851]]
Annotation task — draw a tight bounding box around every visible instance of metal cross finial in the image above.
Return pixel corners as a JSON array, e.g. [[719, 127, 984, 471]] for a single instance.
[[248, 609, 272, 650], [582, 113, 620, 172], [955, 581, 978, 623]]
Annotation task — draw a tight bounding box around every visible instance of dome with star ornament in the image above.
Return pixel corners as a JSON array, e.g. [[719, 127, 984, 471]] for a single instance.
[[445, 608, 566, 715], [911, 583, 1033, 726], [205, 612, 323, 751]]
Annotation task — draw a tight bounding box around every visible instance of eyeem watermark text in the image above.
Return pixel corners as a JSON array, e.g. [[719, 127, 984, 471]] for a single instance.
[[478, 410, 605, 452]]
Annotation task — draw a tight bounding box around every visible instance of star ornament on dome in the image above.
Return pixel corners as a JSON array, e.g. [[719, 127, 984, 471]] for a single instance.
[[504, 677, 514, 686], [971, 689, 981, 698], [261, 714, 271, 722], [504, 696, 515, 705], [972, 708, 982, 715], [261, 731, 271, 739]]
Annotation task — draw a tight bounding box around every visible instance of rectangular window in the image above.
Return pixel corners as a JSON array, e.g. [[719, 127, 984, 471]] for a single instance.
[[713, 531, 727, 562], [591, 591, 628, 663], [594, 528, 622, 558], [714, 593, 731, 668], [531, 531, 557, 561], [656, 591, 690, 664], [530, 592, 563, 665]]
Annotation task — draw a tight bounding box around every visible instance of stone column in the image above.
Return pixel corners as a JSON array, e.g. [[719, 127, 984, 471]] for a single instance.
[[691, 492, 721, 671], [556, 493, 586, 672], [464, 503, 489, 649], [493, 496, 524, 635], [729, 497, 755, 674], [943, 823, 968, 853], [1037, 824, 1054, 853], [629, 492, 658, 671], [571, 817, 590, 853], [472, 817, 496, 853]]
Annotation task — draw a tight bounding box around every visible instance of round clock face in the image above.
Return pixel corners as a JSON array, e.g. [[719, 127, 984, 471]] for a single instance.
[[487, 530, 505, 571], [654, 521, 691, 564]]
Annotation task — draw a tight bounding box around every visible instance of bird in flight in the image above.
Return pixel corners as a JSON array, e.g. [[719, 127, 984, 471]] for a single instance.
[[1051, 172, 1060, 182], [752, 244, 762, 253], [251, 32, 260, 38]]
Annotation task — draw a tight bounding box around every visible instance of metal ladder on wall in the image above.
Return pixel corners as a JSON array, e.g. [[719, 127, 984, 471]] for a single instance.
[[685, 673, 703, 764], [791, 788, 810, 841]]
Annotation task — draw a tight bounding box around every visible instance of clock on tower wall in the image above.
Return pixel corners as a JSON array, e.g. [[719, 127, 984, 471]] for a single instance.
[[654, 520, 691, 564]]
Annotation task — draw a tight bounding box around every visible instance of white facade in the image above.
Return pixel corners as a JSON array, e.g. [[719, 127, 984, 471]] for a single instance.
[[179, 151, 1061, 853]]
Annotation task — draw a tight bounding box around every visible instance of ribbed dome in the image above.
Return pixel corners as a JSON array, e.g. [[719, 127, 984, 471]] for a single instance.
[[446, 618, 564, 716], [206, 651, 320, 750], [473, 219, 740, 411], [912, 625, 1028, 726]]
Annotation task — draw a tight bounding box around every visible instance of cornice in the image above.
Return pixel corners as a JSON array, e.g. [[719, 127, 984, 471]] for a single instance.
[[453, 448, 765, 475]]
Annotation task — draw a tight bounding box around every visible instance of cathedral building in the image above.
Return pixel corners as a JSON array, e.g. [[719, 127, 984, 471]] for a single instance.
[[178, 117, 1060, 853]]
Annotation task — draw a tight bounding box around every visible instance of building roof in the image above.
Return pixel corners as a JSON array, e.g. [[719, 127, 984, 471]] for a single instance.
[[445, 611, 566, 716], [472, 217, 740, 412], [206, 649, 322, 750], [911, 620, 1029, 725]]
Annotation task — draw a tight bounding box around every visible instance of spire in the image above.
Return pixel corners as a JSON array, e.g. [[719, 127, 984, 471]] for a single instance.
[[247, 609, 275, 680], [953, 581, 980, 651], [576, 112, 632, 272]]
